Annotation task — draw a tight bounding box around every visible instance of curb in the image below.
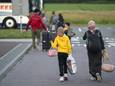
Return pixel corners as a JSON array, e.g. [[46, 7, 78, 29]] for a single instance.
[[0, 39, 32, 42]]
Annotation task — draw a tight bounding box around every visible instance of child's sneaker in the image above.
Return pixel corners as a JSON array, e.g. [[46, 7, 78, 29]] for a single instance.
[[59, 77, 64, 82], [96, 73, 102, 81], [64, 74, 68, 81]]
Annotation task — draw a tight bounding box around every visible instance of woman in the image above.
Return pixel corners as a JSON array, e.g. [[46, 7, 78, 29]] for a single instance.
[[51, 27, 72, 82], [83, 20, 105, 81]]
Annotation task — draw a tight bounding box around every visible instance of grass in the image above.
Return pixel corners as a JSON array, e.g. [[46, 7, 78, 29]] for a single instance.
[[44, 4, 115, 25], [0, 29, 31, 39], [45, 3, 115, 11], [0, 4, 115, 38]]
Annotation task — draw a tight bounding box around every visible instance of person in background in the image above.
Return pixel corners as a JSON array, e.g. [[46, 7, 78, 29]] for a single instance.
[[63, 22, 76, 40], [26, 9, 47, 49], [50, 27, 72, 82], [41, 12, 49, 28], [57, 13, 64, 29], [83, 20, 105, 81], [49, 11, 58, 32]]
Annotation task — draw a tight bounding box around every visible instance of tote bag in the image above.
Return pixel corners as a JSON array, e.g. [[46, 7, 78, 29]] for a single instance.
[[102, 49, 115, 72], [48, 49, 57, 57]]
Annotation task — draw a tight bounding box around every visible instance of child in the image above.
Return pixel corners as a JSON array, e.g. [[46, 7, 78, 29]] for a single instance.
[[50, 27, 72, 82]]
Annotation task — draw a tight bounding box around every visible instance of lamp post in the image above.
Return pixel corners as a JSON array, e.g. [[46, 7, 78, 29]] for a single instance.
[[19, 0, 23, 32]]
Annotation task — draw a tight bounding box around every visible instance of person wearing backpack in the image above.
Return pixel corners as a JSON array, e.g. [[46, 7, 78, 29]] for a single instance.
[[83, 20, 105, 81], [25, 9, 47, 49]]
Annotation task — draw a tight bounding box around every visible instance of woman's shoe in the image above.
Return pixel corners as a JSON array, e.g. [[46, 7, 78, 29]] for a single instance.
[[96, 73, 102, 81]]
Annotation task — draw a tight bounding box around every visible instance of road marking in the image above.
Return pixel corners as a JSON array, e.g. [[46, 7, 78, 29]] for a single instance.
[[71, 37, 115, 47], [78, 27, 82, 32], [0, 44, 23, 60], [108, 43, 115, 47]]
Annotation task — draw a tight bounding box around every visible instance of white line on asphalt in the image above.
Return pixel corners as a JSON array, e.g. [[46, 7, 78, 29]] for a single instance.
[[108, 43, 115, 47], [0, 43, 32, 78], [78, 27, 82, 32], [0, 44, 23, 60]]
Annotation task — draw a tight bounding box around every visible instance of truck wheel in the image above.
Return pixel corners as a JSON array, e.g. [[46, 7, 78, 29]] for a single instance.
[[3, 17, 17, 28]]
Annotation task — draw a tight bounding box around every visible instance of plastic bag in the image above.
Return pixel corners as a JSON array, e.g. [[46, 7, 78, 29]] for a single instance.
[[67, 54, 77, 75]]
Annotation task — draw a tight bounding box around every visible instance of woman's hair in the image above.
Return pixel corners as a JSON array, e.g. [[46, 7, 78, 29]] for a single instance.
[[88, 20, 96, 26], [88, 20, 96, 30]]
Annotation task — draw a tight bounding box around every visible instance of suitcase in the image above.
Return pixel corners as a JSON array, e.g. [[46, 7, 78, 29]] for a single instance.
[[42, 31, 51, 51]]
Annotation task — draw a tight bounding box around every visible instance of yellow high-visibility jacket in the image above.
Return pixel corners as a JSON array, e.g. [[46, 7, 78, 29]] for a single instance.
[[51, 35, 72, 54]]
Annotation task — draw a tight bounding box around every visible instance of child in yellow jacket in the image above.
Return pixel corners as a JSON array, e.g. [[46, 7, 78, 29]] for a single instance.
[[51, 27, 72, 82]]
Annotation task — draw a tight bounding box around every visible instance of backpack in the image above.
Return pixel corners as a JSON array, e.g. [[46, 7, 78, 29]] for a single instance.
[[86, 30, 102, 53]]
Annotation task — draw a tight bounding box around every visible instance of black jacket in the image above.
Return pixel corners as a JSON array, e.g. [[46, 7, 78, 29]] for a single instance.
[[83, 30, 105, 50]]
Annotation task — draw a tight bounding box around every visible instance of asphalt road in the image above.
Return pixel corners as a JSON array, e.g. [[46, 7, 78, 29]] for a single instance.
[[0, 46, 115, 86]]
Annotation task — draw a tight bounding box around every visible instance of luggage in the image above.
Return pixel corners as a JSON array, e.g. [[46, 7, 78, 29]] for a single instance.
[[42, 31, 51, 51], [67, 54, 77, 75]]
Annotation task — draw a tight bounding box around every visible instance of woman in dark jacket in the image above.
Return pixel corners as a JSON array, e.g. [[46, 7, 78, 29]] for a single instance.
[[83, 20, 105, 81]]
